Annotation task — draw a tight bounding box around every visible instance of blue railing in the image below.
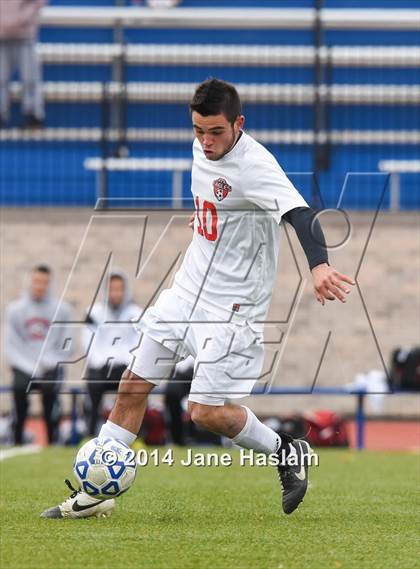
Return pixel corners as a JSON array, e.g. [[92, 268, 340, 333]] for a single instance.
[[0, 384, 411, 450]]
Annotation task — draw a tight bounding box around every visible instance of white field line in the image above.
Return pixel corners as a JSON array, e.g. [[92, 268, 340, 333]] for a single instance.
[[0, 445, 42, 462]]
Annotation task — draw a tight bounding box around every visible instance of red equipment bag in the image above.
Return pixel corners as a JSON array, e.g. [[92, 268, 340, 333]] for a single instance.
[[141, 407, 167, 446], [303, 410, 349, 447]]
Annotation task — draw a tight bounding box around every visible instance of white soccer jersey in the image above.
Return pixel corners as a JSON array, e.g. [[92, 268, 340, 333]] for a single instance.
[[172, 131, 308, 327]]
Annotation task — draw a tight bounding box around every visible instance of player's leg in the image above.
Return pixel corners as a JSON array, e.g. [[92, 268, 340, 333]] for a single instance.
[[41, 369, 154, 519], [189, 400, 313, 514], [98, 287, 189, 443], [41, 335, 182, 519], [189, 402, 282, 454], [41, 288, 188, 519], [189, 321, 314, 515], [99, 367, 154, 445], [187, 323, 284, 455]]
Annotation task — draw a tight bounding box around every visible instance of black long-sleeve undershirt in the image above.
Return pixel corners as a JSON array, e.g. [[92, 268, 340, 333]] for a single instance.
[[282, 207, 329, 271]]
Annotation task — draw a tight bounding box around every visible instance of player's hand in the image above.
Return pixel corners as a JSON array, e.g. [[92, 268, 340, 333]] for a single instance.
[[311, 263, 355, 305], [188, 212, 195, 230]]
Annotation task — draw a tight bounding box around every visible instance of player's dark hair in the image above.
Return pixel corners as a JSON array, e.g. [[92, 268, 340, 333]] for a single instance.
[[32, 264, 51, 275], [190, 78, 242, 125]]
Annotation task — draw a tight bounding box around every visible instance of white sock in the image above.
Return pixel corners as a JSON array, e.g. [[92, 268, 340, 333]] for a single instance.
[[232, 406, 281, 455], [98, 420, 137, 447]]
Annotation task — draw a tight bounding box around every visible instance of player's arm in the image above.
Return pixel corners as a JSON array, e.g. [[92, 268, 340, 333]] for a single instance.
[[283, 207, 355, 305]]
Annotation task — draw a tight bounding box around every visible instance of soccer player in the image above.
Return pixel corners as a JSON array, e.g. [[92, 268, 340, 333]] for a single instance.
[[41, 79, 354, 519]]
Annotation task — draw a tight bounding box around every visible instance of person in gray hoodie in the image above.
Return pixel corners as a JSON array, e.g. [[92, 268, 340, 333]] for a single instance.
[[4, 264, 72, 444], [82, 270, 142, 437], [0, 0, 46, 128]]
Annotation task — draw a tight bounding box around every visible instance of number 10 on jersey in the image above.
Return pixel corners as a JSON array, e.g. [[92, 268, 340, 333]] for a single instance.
[[195, 195, 218, 242]]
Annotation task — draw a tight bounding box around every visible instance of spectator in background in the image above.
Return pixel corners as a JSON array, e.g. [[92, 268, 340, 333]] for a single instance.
[[82, 271, 142, 437], [0, 0, 46, 128], [4, 265, 72, 445]]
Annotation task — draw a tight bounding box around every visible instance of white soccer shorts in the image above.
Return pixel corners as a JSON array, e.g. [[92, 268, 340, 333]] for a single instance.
[[128, 288, 264, 406]]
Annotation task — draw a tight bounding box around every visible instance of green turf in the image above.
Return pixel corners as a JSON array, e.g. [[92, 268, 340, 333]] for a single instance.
[[0, 447, 419, 569]]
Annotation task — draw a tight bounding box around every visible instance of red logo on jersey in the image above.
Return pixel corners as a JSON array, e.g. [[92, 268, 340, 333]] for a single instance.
[[213, 178, 232, 202], [24, 317, 50, 340]]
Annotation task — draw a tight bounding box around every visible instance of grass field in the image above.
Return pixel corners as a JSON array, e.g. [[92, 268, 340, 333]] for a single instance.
[[0, 447, 418, 569]]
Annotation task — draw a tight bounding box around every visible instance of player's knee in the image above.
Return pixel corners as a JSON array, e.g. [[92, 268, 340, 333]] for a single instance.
[[189, 403, 217, 430]]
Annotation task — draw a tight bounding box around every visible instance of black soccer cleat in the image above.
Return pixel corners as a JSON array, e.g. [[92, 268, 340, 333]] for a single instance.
[[276, 433, 315, 515]]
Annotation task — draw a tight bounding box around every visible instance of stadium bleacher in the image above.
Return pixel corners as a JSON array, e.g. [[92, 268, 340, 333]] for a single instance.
[[0, 0, 419, 208]]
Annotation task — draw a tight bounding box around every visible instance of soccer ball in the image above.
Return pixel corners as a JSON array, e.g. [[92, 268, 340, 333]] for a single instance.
[[74, 437, 137, 499]]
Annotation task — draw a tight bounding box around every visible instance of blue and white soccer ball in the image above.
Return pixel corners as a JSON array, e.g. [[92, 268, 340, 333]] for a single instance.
[[73, 437, 137, 499]]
